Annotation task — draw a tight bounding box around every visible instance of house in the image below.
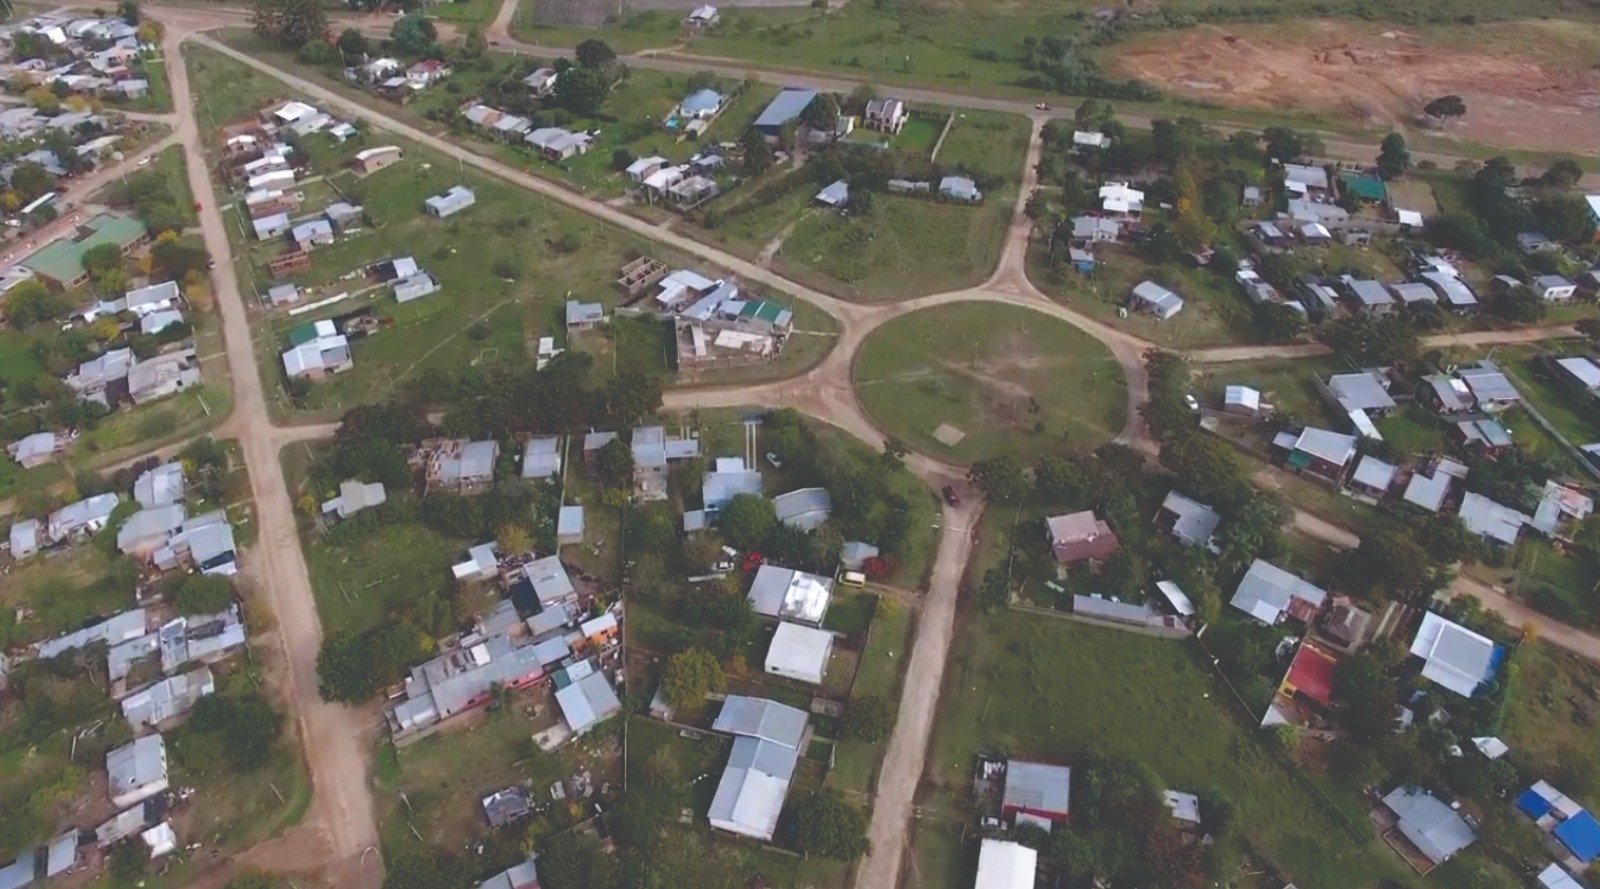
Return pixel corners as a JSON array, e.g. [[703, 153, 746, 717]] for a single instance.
[[326, 201, 364, 229], [1519, 231, 1557, 254], [1046, 510, 1120, 565], [1383, 785, 1476, 865], [684, 3, 720, 26], [1072, 215, 1120, 243], [1288, 199, 1350, 225], [975, 839, 1037, 889], [554, 660, 622, 736], [1339, 169, 1386, 204], [708, 696, 808, 840], [386, 634, 548, 740], [625, 155, 668, 184], [564, 298, 605, 327], [1242, 185, 1264, 207], [765, 621, 833, 685], [679, 88, 725, 119], [20, 211, 148, 289], [116, 503, 185, 557], [406, 59, 452, 86], [423, 185, 475, 218], [1535, 275, 1578, 301], [481, 787, 531, 829], [863, 97, 907, 133], [526, 127, 593, 161], [1553, 356, 1600, 394], [1283, 163, 1330, 197], [1392, 282, 1437, 306], [697, 456, 762, 515], [1073, 130, 1110, 149], [1322, 597, 1374, 649], [1458, 491, 1529, 547], [557, 505, 583, 544], [281, 321, 351, 381], [1411, 611, 1500, 698], [321, 479, 387, 520], [9, 519, 40, 559], [515, 69, 560, 103], [7, 430, 72, 468], [290, 218, 334, 250], [1223, 385, 1263, 418], [632, 425, 701, 499], [107, 734, 168, 809], [126, 349, 200, 406], [134, 462, 183, 508], [752, 88, 818, 139], [47, 493, 120, 542], [1421, 374, 1475, 414], [1230, 559, 1328, 625], [1342, 277, 1396, 315], [122, 667, 215, 731], [1421, 271, 1478, 311], [1533, 481, 1594, 538], [940, 176, 982, 203], [518, 554, 577, 608], [420, 438, 498, 493], [44, 830, 77, 879], [478, 859, 542, 889], [1403, 460, 1465, 513], [1326, 370, 1397, 416], [0, 852, 34, 889], [521, 436, 562, 480], [1002, 760, 1072, 828], [150, 511, 239, 577], [1348, 455, 1398, 500], [815, 179, 849, 208], [773, 487, 831, 531], [392, 273, 438, 304], [1272, 427, 1357, 482], [451, 542, 499, 581], [1456, 362, 1520, 411], [1098, 181, 1143, 216], [1129, 280, 1183, 320], [747, 564, 833, 624]]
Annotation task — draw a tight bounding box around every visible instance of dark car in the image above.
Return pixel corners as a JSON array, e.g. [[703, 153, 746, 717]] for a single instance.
[[941, 485, 960, 507]]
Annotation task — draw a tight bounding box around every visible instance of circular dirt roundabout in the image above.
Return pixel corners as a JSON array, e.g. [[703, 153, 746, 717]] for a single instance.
[[851, 302, 1127, 465]]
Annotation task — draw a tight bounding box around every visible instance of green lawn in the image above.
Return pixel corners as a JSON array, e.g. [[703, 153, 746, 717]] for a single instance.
[[852, 302, 1127, 464], [1376, 403, 1449, 458], [1505, 641, 1600, 803], [1501, 354, 1600, 447], [1504, 537, 1600, 628], [893, 114, 943, 154], [827, 595, 913, 795], [301, 520, 468, 635], [773, 193, 1008, 299], [921, 612, 1416, 889]]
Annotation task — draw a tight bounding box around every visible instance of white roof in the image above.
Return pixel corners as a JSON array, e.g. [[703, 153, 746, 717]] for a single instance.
[[1403, 467, 1454, 513], [975, 839, 1037, 889], [1383, 785, 1476, 864], [1558, 357, 1600, 389], [272, 100, 317, 122], [1458, 491, 1529, 547], [626, 154, 667, 175], [1539, 864, 1585, 889], [764, 622, 832, 684], [1410, 611, 1499, 698], [1224, 385, 1261, 410], [1164, 789, 1202, 824], [747, 564, 833, 624], [1351, 455, 1397, 492], [1472, 736, 1509, 760], [1155, 580, 1195, 617], [1396, 208, 1425, 227], [1230, 559, 1328, 625]]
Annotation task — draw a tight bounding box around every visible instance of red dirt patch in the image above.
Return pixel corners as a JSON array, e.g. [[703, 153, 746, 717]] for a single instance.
[[1108, 21, 1600, 155]]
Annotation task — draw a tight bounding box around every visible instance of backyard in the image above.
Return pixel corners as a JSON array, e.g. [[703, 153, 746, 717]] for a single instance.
[[1505, 641, 1600, 805], [852, 303, 1127, 464], [919, 611, 1419, 889]]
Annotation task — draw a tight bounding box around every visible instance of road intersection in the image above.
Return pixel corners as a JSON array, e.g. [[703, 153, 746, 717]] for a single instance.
[[111, 10, 1600, 887]]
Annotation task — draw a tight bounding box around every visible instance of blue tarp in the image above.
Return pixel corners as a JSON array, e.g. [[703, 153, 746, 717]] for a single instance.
[[1556, 811, 1600, 863], [1518, 787, 1555, 819]]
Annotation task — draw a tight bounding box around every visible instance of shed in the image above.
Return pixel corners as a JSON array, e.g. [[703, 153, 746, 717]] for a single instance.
[[0, 852, 33, 889], [975, 839, 1036, 889], [521, 436, 562, 479], [764, 622, 833, 685], [1130, 280, 1183, 319], [773, 487, 832, 530], [1537, 864, 1585, 889], [557, 506, 584, 544], [1154, 580, 1195, 617], [815, 179, 849, 207], [1383, 785, 1476, 864], [1002, 760, 1072, 825], [424, 185, 475, 218]]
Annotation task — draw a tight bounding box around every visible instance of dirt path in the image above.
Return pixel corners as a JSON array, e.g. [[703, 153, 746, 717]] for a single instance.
[[162, 22, 383, 888], [1188, 324, 1582, 364]]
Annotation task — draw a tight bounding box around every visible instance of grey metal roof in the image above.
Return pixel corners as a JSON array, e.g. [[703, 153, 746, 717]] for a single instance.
[[36, 608, 148, 660], [1458, 363, 1519, 404], [1130, 280, 1183, 316], [773, 487, 831, 530], [1003, 760, 1072, 818], [747, 564, 833, 623], [1383, 786, 1476, 863], [107, 734, 168, 802], [1425, 374, 1475, 412], [477, 859, 541, 889], [1158, 490, 1220, 546], [1457, 418, 1513, 449], [0, 851, 34, 889], [424, 185, 475, 216], [1403, 468, 1453, 513], [45, 831, 75, 877], [122, 667, 215, 730], [1328, 372, 1395, 412], [522, 554, 575, 605], [1422, 272, 1477, 307], [1458, 491, 1529, 546], [753, 88, 817, 130], [708, 735, 800, 840], [839, 541, 879, 569], [713, 695, 807, 747], [134, 462, 184, 508], [1293, 427, 1357, 467], [565, 299, 604, 326], [521, 436, 562, 479], [1351, 455, 1398, 492], [1345, 278, 1394, 307], [439, 440, 497, 484], [1392, 282, 1436, 304], [940, 175, 981, 200], [557, 505, 583, 539], [816, 179, 849, 205], [1230, 559, 1328, 624], [118, 503, 185, 552], [554, 666, 621, 734]]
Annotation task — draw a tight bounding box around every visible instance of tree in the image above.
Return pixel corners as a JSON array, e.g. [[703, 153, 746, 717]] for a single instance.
[[108, 841, 149, 881], [794, 788, 869, 860], [967, 455, 1027, 503], [552, 65, 610, 115], [1262, 126, 1307, 162], [1540, 159, 1585, 189], [662, 647, 724, 710], [845, 694, 893, 742], [1424, 94, 1467, 119], [740, 126, 773, 174], [1074, 98, 1113, 131], [177, 575, 233, 613], [184, 694, 282, 771], [1492, 284, 1545, 324], [251, 0, 329, 49], [715, 493, 775, 550], [846, 83, 877, 115], [497, 523, 531, 555], [119, 0, 140, 24], [1376, 132, 1410, 180], [594, 437, 634, 490], [9, 161, 54, 201], [1319, 315, 1420, 367], [390, 15, 438, 56], [574, 38, 617, 70], [336, 27, 369, 59], [603, 370, 662, 426], [462, 26, 488, 60], [1534, 196, 1597, 244], [1333, 651, 1398, 745], [800, 92, 840, 132], [5, 279, 67, 328], [1254, 302, 1307, 341]]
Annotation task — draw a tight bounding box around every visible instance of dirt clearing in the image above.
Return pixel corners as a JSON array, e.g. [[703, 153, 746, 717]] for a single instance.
[[1108, 20, 1600, 156]]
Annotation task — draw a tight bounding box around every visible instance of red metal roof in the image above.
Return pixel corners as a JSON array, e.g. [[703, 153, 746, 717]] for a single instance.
[[1283, 642, 1340, 708]]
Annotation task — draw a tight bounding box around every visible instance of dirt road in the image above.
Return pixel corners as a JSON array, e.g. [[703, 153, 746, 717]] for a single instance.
[[163, 24, 382, 888]]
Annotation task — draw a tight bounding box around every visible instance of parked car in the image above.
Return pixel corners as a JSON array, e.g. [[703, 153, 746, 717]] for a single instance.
[[942, 485, 961, 507]]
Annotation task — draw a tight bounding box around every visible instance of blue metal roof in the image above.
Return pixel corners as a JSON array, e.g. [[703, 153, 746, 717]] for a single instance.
[[1557, 811, 1600, 863], [753, 89, 817, 131], [1518, 787, 1555, 818]]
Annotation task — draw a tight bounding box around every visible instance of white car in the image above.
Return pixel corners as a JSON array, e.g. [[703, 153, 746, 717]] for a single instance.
[[1184, 394, 1200, 412], [136, 157, 152, 167]]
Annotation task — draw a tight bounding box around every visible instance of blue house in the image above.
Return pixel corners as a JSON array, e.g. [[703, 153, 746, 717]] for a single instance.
[[680, 88, 725, 119]]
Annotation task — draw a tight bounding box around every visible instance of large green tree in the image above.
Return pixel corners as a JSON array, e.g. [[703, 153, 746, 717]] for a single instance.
[[967, 455, 1027, 503], [715, 493, 776, 550], [552, 65, 610, 116], [250, 0, 328, 49], [794, 788, 869, 860], [661, 647, 724, 711], [1376, 132, 1410, 180], [390, 15, 438, 56]]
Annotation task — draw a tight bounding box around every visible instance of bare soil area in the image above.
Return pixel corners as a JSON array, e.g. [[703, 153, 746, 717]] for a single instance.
[[1109, 20, 1600, 155]]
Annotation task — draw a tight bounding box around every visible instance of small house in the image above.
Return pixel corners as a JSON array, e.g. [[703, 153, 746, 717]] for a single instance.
[[1348, 454, 1398, 500], [423, 185, 475, 219], [679, 88, 724, 119], [1073, 130, 1110, 149], [392, 273, 439, 304], [1002, 760, 1072, 828], [1098, 181, 1143, 216], [521, 436, 562, 480], [815, 179, 849, 208], [625, 155, 668, 184], [107, 734, 168, 809], [565, 299, 604, 330], [523, 67, 560, 97], [976, 839, 1037, 889], [1457, 362, 1520, 412], [1230, 559, 1328, 625], [1342, 277, 1396, 315], [1282, 163, 1331, 199], [684, 4, 720, 28], [1421, 374, 1475, 414], [1223, 385, 1263, 418], [321, 479, 387, 520], [747, 564, 833, 625], [1382, 785, 1477, 866], [1130, 280, 1183, 320], [353, 145, 402, 174], [940, 175, 982, 203], [557, 505, 583, 545], [1534, 275, 1577, 302], [1458, 491, 1529, 547], [1410, 610, 1500, 698], [1518, 231, 1557, 254], [1046, 511, 1120, 565], [1271, 426, 1357, 482], [1072, 215, 1119, 243], [764, 621, 833, 685]]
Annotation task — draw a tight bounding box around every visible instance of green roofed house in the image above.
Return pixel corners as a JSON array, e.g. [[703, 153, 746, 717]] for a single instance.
[[21, 212, 151, 290], [1339, 170, 1387, 205]]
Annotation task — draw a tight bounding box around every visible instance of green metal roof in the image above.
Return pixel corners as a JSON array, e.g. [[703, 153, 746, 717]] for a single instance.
[[20, 212, 148, 284], [1340, 170, 1386, 202], [286, 323, 320, 346]]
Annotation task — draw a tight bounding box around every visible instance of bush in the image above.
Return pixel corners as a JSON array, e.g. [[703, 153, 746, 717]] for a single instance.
[[175, 575, 233, 614], [845, 694, 893, 742]]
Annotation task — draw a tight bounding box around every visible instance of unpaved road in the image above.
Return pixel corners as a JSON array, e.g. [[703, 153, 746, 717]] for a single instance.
[[163, 22, 382, 888]]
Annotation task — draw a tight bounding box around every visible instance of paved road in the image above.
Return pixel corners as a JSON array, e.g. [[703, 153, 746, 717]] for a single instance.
[[160, 20, 383, 889]]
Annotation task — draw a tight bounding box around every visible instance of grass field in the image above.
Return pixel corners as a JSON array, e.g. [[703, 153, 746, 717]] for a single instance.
[[921, 612, 1416, 889], [852, 303, 1127, 464], [827, 594, 913, 795], [300, 518, 468, 635], [1030, 248, 1259, 349], [774, 193, 1008, 300], [1505, 641, 1600, 804]]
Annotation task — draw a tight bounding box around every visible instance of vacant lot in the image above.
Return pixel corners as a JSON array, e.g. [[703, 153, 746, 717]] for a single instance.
[[1506, 641, 1600, 804], [1109, 19, 1600, 155], [853, 303, 1126, 464], [922, 612, 1414, 889]]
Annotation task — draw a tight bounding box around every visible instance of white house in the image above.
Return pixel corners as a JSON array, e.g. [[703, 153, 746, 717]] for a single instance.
[[764, 622, 832, 685], [863, 97, 907, 133]]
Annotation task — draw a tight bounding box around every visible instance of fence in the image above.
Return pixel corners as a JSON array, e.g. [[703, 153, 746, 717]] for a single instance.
[[1008, 600, 1191, 639]]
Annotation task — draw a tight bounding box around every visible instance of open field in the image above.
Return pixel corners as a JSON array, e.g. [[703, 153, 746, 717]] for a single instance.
[[920, 612, 1416, 889], [1108, 19, 1600, 156], [1505, 641, 1600, 804], [852, 303, 1127, 464]]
